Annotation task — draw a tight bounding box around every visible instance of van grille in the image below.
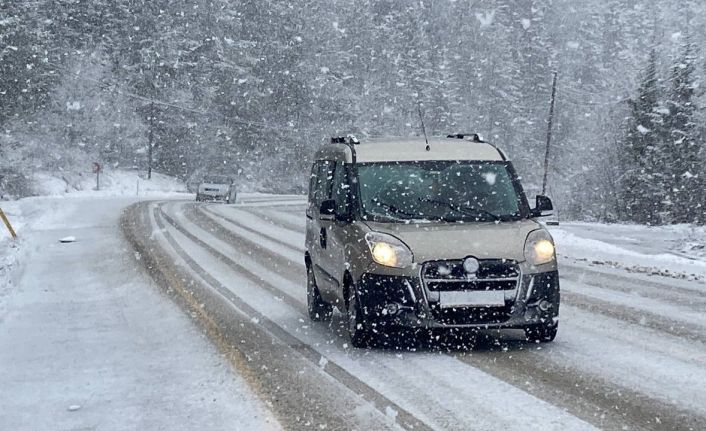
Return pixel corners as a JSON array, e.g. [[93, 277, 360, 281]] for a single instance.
[[421, 259, 520, 325], [422, 259, 520, 292]]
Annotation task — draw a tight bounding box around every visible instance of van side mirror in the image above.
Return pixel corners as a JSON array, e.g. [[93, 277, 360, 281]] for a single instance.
[[319, 199, 336, 221], [532, 195, 553, 217]]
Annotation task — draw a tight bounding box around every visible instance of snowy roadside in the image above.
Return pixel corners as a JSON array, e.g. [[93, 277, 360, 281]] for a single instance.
[[548, 222, 706, 281], [0, 200, 22, 313], [1, 170, 192, 309], [0, 194, 281, 430], [0, 238, 19, 312]]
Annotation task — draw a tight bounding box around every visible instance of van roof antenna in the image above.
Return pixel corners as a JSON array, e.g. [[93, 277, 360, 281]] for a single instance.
[[417, 103, 430, 151]]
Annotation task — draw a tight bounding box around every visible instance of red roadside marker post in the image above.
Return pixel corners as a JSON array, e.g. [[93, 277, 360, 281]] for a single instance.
[[93, 162, 101, 191]]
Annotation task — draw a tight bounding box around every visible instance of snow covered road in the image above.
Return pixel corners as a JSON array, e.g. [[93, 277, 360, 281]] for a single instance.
[[121, 196, 706, 431]]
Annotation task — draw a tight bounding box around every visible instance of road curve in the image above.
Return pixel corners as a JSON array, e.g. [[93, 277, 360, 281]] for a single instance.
[[122, 196, 706, 431]]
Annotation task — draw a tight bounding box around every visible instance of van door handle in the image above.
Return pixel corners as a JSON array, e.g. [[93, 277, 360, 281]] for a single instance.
[[319, 227, 327, 248]]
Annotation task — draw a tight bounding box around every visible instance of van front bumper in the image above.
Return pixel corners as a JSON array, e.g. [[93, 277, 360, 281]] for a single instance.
[[355, 271, 560, 330], [197, 192, 229, 201]]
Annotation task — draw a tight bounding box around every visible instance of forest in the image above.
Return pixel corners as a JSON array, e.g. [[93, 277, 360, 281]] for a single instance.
[[1, 0, 705, 223]]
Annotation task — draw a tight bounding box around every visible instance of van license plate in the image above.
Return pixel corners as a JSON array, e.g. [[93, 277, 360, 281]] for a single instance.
[[439, 291, 505, 308]]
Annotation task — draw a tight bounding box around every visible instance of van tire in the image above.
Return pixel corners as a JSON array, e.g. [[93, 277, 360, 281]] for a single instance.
[[346, 284, 373, 348], [525, 322, 558, 343], [307, 267, 332, 321]]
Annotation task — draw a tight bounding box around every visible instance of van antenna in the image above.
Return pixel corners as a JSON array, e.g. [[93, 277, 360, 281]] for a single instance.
[[417, 103, 430, 151]]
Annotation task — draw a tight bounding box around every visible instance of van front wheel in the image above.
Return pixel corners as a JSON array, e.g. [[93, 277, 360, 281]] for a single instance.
[[307, 267, 332, 321], [346, 285, 373, 348]]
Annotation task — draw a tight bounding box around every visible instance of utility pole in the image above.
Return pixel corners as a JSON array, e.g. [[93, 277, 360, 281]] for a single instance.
[[542, 71, 558, 196], [148, 97, 154, 180], [93, 162, 101, 190], [147, 64, 156, 180]]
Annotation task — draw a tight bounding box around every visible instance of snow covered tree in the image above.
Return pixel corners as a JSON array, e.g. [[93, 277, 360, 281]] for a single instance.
[[618, 49, 667, 224], [2, 0, 706, 208], [0, 3, 56, 126], [662, 37, 704, 223]]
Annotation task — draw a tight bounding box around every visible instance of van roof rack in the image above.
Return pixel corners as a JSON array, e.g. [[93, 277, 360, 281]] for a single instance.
[[330, 135, 360, 145], [447, 133, 485, 143], [330, 135, 359, 163], [447, 133, 507, 161]]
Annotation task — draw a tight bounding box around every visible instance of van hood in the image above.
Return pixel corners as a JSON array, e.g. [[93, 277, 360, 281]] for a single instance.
[[364, 219, 541, 263]]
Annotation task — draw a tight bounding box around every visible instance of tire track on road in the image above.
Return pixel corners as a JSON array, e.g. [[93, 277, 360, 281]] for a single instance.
[[125, 203, 372, 431], [163, 202, 600, 431], [563, 291, 706, 344], [154, 203, 435, 431], [200, 205, 304, 254], [561, 262, 706, 299], [217, 202, 706, 339], [454, 346, 705, 431], [239, 206, 307, 232], [180, 201, 706, 431]]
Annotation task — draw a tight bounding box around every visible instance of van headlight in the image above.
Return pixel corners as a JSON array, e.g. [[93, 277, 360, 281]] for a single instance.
[[524, 229, 556, 266], [365, 232, 414, 268]]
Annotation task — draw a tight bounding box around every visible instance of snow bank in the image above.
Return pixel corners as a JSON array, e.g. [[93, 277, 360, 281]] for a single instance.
[[0, 200, 22, 311], [549, 222, 706, 280], [31, 170, 189, 198]]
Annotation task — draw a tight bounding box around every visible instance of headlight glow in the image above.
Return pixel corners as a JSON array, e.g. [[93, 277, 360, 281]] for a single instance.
[[372, 242, 397, 267], [533, 240, 555, 262], [524, 229, 556, 265], [365, 232, 413, 268]]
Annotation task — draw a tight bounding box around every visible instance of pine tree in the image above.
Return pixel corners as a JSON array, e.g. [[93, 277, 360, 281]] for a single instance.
[[0, 3, 56, 126], [663, 37, 703, 223], [619, 49, 666, 224]]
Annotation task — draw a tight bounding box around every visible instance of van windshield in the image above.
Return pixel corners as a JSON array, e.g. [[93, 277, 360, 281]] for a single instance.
[[356, 161, 527, 223], [203, 176, 231, 184]]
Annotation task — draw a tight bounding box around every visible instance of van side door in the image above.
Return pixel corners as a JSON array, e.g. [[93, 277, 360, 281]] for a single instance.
[[318, 162, 352, 305], [306, 160, 338, 298]]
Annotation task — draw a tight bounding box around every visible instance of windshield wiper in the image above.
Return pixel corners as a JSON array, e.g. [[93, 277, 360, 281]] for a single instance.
[[458, 206, 502, 222], [418, 198, 501, 222], [373, 201, 417, 219]]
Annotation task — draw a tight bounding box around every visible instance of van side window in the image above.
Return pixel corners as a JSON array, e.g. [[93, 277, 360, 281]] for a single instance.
[[307, 162, 320, 216], [311, 160, 335, 210], [323, 161, 335, 200], [332, 162, 350, 215]]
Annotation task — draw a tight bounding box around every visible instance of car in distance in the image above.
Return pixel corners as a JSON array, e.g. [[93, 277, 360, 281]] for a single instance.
[[304, 134, 559, 347], [195, 175, 237, 203]]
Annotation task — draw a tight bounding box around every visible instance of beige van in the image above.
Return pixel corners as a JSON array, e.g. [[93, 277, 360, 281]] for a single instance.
[[305, 135, 559, 347]]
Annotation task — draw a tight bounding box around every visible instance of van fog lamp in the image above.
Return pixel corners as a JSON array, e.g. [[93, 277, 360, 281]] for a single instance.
[[365, 232, 414, 269], [538, 300, 552, 312]]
